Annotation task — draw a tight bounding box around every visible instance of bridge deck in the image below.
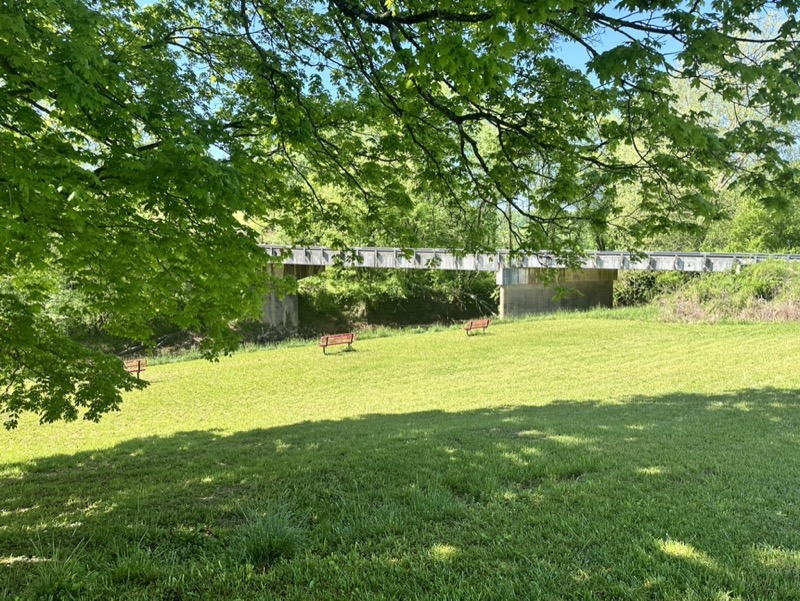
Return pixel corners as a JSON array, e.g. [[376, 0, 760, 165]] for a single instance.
[[262, 245, 800, 273]]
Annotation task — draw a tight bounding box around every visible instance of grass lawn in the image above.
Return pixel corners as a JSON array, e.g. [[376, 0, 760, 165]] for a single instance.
[[2, 314, 800, 599]]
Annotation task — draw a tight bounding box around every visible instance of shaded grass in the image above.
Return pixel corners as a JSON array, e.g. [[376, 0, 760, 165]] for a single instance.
[[2, 318, 800, 599]]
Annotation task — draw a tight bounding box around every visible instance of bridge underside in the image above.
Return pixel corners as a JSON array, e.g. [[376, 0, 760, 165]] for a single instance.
[[262, 263, 619, 328], [498, 268, 617, 318]]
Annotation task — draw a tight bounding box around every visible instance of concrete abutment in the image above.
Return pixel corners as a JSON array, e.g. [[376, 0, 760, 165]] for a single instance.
[[262, 264, 325, 329], [497, 268, 618, 318]]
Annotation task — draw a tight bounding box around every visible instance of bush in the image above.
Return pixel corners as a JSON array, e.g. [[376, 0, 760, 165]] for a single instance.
[[658, 260, 800, 321], [298, 269, 496, 332], [613, 271, 691, 307]]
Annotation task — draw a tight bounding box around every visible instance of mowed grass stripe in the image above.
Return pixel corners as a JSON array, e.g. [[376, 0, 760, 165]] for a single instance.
[[4, 318, 800, 464]]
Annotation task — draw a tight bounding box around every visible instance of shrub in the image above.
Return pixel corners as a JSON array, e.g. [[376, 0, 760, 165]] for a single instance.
[[614, 270, 691, 307], [658, 260, 800, 321], [298, 268, 496, 332]]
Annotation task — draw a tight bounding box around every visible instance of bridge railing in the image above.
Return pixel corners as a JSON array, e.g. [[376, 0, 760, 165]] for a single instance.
[[261, 245, 800, 273]]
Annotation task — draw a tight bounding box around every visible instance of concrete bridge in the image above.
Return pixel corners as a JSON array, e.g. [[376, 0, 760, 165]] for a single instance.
[[261, 245, 800, 327]]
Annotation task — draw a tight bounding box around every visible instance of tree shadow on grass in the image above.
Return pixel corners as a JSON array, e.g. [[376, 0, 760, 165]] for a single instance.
[[2, 388, 800, 599]]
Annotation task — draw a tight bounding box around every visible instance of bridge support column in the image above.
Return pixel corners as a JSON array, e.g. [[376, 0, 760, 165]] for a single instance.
[[497, 268, 617, 318], [262, 264, 325, 329]]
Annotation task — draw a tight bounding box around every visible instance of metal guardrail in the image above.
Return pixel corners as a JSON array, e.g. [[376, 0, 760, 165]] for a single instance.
[[261, 245, 800, 273]]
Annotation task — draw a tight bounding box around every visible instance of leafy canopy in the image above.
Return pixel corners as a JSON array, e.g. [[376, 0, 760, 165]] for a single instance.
[[1, 0, 798, 426]]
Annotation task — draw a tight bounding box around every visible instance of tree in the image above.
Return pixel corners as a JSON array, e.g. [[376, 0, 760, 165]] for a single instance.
[[703, 189, 800, 251], [2, 0, 799, 427], [204, 0, 799, 251], [599, 10, 800, 253], [1, 0, 277, 427]]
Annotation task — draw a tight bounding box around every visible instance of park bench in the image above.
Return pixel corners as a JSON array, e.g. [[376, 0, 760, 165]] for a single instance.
[[464, 318, 490, 335], [319, 332, 356, 354], [124, 358, 147, 378]]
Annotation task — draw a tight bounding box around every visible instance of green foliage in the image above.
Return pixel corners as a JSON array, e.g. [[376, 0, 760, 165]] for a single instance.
[[704, 194, 800, 253], [683, 262, 797, 306], [659, 260, 800, 321], [614, 271, 692, 307], [1, 0, 273, 426], [0, 271, 146, 429], [30, 557, 88, 600], [298, 269, 496, 331], [109, 545, 170, 587]]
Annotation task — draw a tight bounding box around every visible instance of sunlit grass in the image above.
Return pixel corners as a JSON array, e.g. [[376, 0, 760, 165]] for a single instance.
[[2, 316, 800, 599]]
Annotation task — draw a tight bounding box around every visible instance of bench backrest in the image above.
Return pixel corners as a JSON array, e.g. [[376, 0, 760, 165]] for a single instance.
[[467, 319, 490, 328], [124, 358, 147, 370], [319, 333, 356, 346]]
